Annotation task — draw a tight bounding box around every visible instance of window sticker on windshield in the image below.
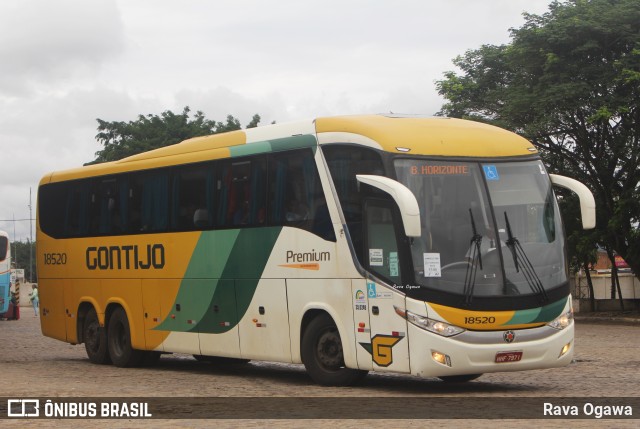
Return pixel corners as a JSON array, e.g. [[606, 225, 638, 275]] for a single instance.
[[538, 164, 546, 175], [424, 253, 441, 278], [369, 249, 384, 266], [409, 165, 470, 175], [483, 165, 500, 181], [389, 252, 399, 277]]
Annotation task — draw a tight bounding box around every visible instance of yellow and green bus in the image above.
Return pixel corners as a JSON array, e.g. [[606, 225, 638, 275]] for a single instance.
[[37, 114, 595, 385]]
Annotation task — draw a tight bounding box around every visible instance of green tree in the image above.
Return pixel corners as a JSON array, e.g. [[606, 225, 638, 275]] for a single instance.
[[436, 0, 640, 279], [246, 114, 261, 129], [90, 107, 262, 164]]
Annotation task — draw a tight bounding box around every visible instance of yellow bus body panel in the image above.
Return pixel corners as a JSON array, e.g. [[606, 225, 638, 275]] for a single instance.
[[315, 115, 536, 157]]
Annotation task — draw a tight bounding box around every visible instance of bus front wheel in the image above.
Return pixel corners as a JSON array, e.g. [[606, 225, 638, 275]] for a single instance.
[[301, 313, 367, 386], [107, 307, 143, 367], [83, 308, 111, 365]]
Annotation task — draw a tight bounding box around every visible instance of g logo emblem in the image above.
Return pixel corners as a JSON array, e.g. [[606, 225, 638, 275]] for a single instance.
[[359, 334, 404, 367]]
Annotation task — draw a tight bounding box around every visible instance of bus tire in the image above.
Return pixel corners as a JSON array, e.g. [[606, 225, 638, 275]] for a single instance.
[[107, 307, 143, 367], [301, 313, 368, 386], [438, 374, 482, 382], [83, 308, 111, 365]]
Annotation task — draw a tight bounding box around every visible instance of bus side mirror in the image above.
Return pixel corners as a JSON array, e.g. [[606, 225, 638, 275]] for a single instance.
[[356, 174, 421, 237], [549, 174, 596, 230]]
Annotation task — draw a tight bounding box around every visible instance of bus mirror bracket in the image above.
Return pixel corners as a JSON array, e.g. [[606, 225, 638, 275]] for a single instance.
[[549, 174, 596, 230], [356, 174, 421, 237]]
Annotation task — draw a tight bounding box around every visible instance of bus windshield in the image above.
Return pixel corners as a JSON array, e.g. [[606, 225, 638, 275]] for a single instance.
[[394, 159, 567, 304], [0, 236, 8, 262]]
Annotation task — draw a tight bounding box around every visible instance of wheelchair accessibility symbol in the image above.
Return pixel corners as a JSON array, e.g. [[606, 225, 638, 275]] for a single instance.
[[367, 282, 377, 298], [483, 165, 500, 181]]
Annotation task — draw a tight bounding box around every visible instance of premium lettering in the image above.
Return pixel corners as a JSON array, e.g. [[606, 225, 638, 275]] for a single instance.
[[86, 244, 165, 270], [286, 249, 330, 263]]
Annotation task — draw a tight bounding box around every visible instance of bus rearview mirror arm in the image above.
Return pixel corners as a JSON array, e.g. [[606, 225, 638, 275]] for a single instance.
[[549, 174, 596, 230], [356, 174, 421, 237]]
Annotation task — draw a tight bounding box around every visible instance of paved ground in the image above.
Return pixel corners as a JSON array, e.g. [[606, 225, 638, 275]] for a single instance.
[[0, 314, 638, 428]]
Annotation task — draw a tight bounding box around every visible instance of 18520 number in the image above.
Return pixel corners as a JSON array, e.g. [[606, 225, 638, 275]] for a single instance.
[[464, 316, 496, 325], [43, 253, 67, 265]]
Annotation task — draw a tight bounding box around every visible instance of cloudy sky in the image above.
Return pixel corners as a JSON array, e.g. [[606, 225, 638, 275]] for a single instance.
[[0, 0, 551, 243]]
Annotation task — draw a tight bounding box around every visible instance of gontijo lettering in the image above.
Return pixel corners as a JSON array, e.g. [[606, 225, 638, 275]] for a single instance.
[[86, 244, 165, 270]]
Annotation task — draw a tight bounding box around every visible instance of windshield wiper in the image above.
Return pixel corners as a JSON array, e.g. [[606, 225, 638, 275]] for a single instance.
[[504, 212, 548, 303], [463, 209, 483, 305]]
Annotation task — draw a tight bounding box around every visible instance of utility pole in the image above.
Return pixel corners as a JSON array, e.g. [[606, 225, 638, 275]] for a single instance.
[[12, 213, 17, 268], [29, 188, 33, 283]]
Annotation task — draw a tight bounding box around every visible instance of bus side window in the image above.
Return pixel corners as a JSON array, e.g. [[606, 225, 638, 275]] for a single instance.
[[171, 164, 213, 231], [37, 180, 88, 238], [364, 200, 403, 285], [129, 171, 169, 233], [216, 157, 266, 228], [322, 145, 385, 260], [63, 181, 89, 237], [89, 177, 124, 235], [269, 149, 335, 242]]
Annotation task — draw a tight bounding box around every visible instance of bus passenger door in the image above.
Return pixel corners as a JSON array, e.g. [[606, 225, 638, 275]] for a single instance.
[[362, 200, 410, 373], [365, 282, 410, 373], [237, 279, 291, 362], [351, 279, 373, 370]]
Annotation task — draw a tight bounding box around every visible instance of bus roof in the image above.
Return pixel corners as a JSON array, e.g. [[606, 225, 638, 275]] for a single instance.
[[40, 115, 536, 184], [315, 115, 536, 157]]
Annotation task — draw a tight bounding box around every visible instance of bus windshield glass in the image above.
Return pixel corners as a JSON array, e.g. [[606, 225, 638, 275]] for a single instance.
[[0, 236, 7, 261], [394, 159, 567, 302]]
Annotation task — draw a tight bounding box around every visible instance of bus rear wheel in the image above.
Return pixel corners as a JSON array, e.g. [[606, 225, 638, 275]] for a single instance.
[[301, 313, 367, 386], [107, 307, 143, 367], [83, 308, 111, 364]]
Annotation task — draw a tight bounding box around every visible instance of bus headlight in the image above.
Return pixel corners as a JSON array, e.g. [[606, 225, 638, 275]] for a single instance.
[[395, 307, 465, 337], [547, 310, 573, 330]]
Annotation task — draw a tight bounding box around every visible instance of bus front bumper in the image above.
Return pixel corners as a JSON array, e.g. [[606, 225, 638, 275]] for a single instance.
[[408, 322, 574, 378]]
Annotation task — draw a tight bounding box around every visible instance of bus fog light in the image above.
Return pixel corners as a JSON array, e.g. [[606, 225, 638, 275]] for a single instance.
[[559, 342, 571, 358], [431, 350, 451, 367]]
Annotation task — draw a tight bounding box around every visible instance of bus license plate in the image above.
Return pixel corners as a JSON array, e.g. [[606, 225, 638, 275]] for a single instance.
[[495, 351, 523, 363]]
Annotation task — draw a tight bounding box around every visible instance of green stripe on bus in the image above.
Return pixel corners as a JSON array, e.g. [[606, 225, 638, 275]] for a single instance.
[[229, 141, 273, 157], [269, 135, 317, 152], [229, 135, 317, 158], [155, 227, 282, 334], [532, 297, 566, 323], [506, 297, 566, 325], [504, 306, 541, 326]]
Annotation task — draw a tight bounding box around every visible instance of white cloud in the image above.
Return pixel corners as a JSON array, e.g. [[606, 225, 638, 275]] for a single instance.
[[0, 0, 553, 243], [0, 0, 125, 96]]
